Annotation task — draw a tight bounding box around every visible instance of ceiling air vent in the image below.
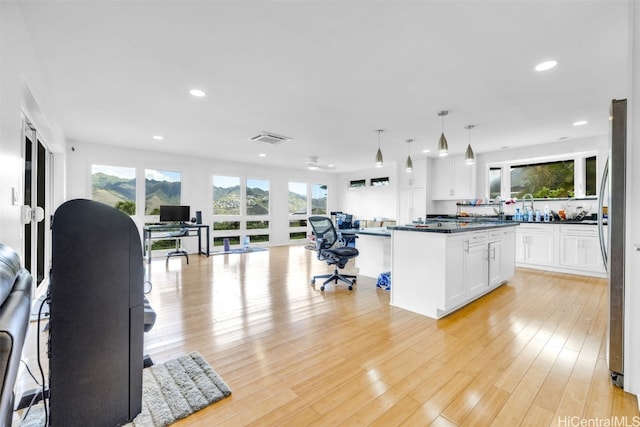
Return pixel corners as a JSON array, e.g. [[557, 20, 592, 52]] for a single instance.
[[249, 132, 292, 145]]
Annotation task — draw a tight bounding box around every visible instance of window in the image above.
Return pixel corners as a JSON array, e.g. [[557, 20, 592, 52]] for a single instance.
[[289, 182, 329, 242], [511, 160, 574, 199], [212, 176, 270, 248], [247, 220, 269, 229], [371, 177, 390, 186], [249, 234, 270, 243], [349, 179, 366, 188], [246, 178, 269, 215], [489, 168, 501, 200], [311, 184, 327, 214], [289, 182, 307, 215], [585, 156, 597, 196], [145, 169, 181, 215], [489, 153, 598, 200], [214, 236, 240, 247], [213, 176, 240, 215], [91, 165, 136, 215], [213, 221, 240, 231]]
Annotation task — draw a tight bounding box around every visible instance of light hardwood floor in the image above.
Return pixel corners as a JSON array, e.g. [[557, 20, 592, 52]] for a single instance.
[[19, 244, 640, 426]]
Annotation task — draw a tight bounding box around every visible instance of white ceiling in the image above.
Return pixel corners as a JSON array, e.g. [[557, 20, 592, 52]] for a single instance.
[[16, 0, 629, 172]]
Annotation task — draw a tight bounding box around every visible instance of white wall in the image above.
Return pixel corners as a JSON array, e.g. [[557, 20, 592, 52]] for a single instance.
[[431, 135, 608, 216], [0, 1, 66, 257], [66, 141, 338, 248], [335, 163, 398, 223]]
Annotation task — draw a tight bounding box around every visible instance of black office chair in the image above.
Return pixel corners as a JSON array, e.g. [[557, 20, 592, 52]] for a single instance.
[[308, 216, 359, 291], [166, 228, 189, 264]]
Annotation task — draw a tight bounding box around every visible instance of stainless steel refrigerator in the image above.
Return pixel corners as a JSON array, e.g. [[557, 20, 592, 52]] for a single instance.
[[598, 98, 627, 388]]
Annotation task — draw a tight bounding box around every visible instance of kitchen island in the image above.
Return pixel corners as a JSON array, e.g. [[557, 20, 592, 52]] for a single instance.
[[354, 227, 391, 279], [388, 220, 519, 319]]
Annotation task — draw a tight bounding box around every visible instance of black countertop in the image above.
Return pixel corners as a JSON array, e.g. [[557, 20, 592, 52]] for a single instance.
[[389, 220, 519, 234]]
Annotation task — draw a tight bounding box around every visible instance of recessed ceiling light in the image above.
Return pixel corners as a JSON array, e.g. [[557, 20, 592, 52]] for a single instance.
[[422, 149, 431, 154], [573, 120, 588, 126], [258, 153, 266, 157], [152, 135, 164, 140], [535, 60, 557, 71], [327, 164, 335, 168], [189, 89, 206, 97]]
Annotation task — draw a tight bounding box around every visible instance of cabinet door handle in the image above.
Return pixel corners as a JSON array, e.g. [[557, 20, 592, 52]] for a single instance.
[[464, 240, 469, 253], [491, 248, 496, 260]]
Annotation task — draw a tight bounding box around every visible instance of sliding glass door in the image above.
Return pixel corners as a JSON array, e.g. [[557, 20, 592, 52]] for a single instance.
[[23, 118, 51, 287]]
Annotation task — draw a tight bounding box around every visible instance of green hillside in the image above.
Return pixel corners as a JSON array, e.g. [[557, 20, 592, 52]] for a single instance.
[[92, 172, 136, 213], [145, 179, 181, 214]]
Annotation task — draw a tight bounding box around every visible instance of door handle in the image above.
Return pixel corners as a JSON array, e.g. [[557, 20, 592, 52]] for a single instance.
[[33, 206, 45, 222]]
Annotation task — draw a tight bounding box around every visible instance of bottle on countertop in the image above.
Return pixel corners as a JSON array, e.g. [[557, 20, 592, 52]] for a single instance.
[[527, 209, 534, 222], [535, 209, 541, 222], [543, 205, 550, 222]]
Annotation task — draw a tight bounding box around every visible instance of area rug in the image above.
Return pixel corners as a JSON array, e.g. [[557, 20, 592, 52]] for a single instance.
[[211, 246, 267, 255], [20, 352, 231, 427]]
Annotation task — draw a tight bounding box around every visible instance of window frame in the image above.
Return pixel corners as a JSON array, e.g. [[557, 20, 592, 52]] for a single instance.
[[212, 175, 271, 248], [485, 151, 600, 201], [288, 181, 329, 242]]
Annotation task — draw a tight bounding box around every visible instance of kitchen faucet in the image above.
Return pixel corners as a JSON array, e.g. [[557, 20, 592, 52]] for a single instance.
[[522, 193, 534, 215]]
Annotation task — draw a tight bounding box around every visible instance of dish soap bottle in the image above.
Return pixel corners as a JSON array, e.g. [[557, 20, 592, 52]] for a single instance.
[[543, 205, 550, 222]]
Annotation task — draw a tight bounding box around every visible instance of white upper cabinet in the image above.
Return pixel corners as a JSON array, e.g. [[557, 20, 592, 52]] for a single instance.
[[432, 155, 475, 200]]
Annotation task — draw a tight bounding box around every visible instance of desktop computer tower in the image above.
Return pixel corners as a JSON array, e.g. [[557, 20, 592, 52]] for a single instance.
[[49, 199, 144, 426]]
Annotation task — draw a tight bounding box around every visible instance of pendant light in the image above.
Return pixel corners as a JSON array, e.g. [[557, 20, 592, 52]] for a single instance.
[[375, 129, 384, 167], [405, 139, 414, 173], [464, 124, 475, 165], [437, 110, 449, 157]]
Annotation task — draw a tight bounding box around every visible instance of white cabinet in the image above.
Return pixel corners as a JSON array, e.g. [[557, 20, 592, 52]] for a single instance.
[[488, 229, 515, 287], [465, 232, 489, 297], [558, 225, 605, 273], [432, 155, 475, 200], [516, 224, 555, 266], [488, 240, 503, 287], [444, 234, 467, 308], [515, 223, 606, 278]]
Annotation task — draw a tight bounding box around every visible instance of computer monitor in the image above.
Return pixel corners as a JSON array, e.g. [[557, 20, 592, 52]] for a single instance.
[[159, 205, 190, 223]]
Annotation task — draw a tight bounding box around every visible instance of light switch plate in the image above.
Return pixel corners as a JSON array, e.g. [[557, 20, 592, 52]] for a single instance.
[[12, 187, 19, 205]]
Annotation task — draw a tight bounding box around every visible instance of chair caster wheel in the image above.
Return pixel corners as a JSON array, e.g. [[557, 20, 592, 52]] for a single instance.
[[348, 285, 353, 290], [320, 286, 325, 291]]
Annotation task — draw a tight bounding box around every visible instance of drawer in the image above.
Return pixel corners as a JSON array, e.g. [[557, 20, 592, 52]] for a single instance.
[[517, 224, 549, 233], [559, 225, 598, 235]]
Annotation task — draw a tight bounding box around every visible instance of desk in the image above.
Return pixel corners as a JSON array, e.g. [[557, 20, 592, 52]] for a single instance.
[[143, 224, 210, 263]]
